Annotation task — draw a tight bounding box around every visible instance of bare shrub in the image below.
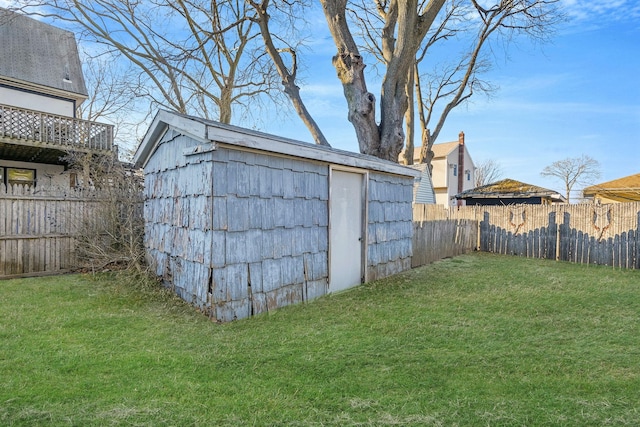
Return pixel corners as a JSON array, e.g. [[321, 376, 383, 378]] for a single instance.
[[62, 150, 146, 273]]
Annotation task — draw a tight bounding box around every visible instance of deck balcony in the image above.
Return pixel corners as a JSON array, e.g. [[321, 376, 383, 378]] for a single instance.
[[0, 103, 115, 164]]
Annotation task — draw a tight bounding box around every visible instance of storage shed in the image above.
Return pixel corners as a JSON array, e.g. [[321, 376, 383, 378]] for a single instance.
[[134, 111, 419, 322]]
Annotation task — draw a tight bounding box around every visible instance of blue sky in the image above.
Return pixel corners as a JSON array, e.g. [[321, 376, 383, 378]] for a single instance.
[[262, 1, 640, 197], [4, 0, 637, 197]]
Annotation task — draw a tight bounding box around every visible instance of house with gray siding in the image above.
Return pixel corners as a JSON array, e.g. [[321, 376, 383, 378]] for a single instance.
[[134, 110, 419, 322], [0, 8, 115, 189]]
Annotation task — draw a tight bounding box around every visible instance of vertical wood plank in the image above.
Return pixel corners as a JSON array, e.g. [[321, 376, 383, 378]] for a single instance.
[[412, 202, 639, 269]]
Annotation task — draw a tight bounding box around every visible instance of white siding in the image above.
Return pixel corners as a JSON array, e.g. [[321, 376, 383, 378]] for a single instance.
[[0, 86, 75, 117], [0, 159, 67, 188], [462, 151, 475, 192], [432, 147, 476, 207]]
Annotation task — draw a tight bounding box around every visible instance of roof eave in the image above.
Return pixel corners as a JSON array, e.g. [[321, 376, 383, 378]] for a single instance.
[[457, 192, 566, 201], [134, 111, 421, 178], [0, 76, 88, 103]]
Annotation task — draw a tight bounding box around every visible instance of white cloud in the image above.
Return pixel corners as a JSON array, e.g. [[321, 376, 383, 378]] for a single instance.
[[301, 83, 344, 98], [560, 0, 640, 23]]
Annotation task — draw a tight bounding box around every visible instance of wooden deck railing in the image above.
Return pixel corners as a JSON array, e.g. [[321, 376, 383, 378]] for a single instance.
[[0, 104, 114, 152]]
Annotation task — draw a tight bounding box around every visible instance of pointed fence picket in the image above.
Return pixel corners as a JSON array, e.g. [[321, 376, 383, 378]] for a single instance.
[[413, 202, 640, 269]]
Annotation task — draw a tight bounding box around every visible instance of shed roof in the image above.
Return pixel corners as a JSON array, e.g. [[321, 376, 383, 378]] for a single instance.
[[0, 8, 87, 100], [134, 110, 421, 178], [456, 178, 566, 202], [583, 173, 640, 202]]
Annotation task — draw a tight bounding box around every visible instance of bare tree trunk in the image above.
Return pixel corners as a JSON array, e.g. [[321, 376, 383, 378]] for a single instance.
[[321, 0, 446, 161], [379, 74, 409, 161], [419, 130, 435, 174], [415, 68, 434, 170], [282, 80, 331, 146], [219, 86, 233, 124], [402, 65, 415, 165], [321, 0, 380, 155], [249, 0, 330, 146]]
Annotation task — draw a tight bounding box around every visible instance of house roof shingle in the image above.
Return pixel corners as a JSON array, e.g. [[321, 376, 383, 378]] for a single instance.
[[0, 8, 87, 98], [430, 141, 459, 159], [583, 173, 640, 202], [399, 140, 460, 164], [456, 178, 566, 202]]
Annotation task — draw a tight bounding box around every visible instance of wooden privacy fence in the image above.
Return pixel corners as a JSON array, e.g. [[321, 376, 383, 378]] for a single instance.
[[0, 184, 104, 278], [412, 220, 477, 267], [414, 202, 640, 269]]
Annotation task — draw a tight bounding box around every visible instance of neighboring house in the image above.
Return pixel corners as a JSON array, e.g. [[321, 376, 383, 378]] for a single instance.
[[134, 110, 419, 321], [0, 8, 114, 189], [455, 178, 566, 205], [400, 131, 476, 206], [407, 163, 436, 204], [582, 173, 640, 203]]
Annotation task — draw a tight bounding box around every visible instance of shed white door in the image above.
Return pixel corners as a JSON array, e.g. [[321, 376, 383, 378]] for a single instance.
[[329, 170, 364, 293]]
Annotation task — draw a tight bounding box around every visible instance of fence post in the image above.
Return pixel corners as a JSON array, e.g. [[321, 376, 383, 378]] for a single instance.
[[476, 213, 481, 251], [555, 222, 560, 261]]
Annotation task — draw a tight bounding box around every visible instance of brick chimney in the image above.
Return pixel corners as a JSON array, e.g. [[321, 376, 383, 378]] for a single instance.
[[457, 131, 465, 206]]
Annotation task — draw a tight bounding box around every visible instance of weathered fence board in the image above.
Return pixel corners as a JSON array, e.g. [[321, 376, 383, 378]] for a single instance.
[[414, 202, 640, 269], [412, 220, 477, 267], [0, 184, 105, 278]]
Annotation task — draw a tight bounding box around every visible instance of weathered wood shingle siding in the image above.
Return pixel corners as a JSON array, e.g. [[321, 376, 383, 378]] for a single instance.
[[143, 130, 332, 321], [208, 146, 330, 321], [143, 131, 214, 310], [367, 173, 414, 280]]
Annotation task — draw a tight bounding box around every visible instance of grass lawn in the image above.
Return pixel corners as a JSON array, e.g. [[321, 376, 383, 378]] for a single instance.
[[1, 253, 639, 426]]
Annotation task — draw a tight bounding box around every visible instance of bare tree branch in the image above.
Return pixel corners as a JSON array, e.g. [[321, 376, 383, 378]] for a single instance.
[[541, 155, 601, 203], [248, 0, 330, 146], [13, 0, 282, 124], [415, 0, 564, 167], [475, 159, 504, 187]]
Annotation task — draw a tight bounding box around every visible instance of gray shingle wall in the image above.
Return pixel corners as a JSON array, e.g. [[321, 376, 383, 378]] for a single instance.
[[209, 147, 330, 321], [144, 135, 330, 321], [367, 172, 414, 280], [143, 131, 214, 313]]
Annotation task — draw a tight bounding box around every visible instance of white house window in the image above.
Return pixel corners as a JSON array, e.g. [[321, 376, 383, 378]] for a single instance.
[[6, 167, 36, 187], [453, 164, 457, 176], [466, 169, 471, 181]]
